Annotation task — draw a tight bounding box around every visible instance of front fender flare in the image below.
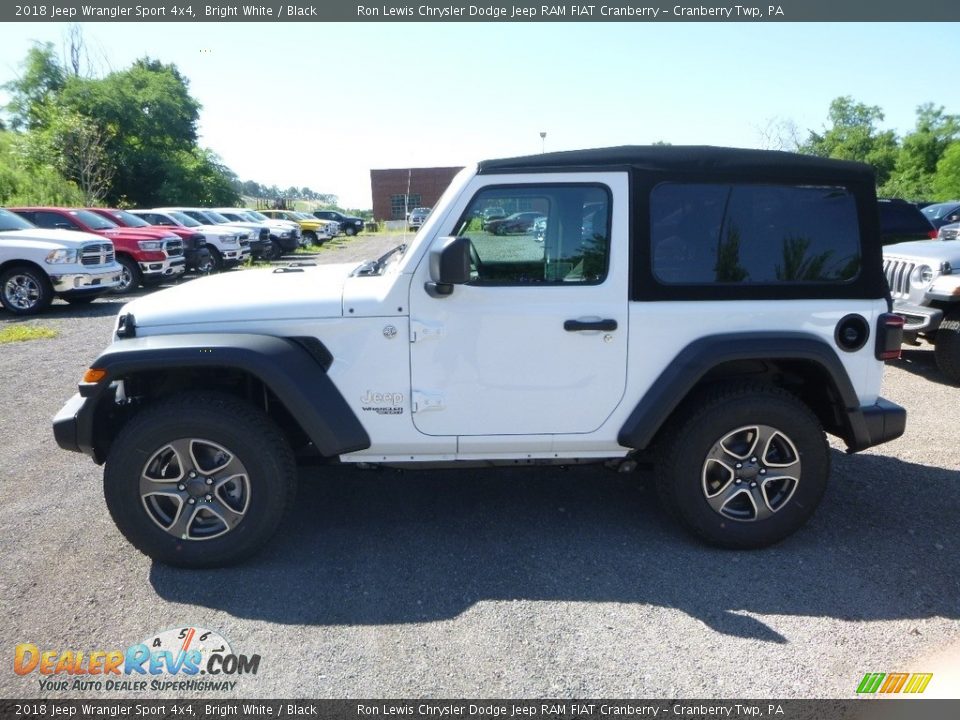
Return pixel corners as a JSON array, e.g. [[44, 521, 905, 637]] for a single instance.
[[54, 333, 370, 461]]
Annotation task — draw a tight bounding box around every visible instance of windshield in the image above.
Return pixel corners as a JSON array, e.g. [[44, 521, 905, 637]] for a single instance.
[[294, 212, 313, 220], [203, 210, 231, 224], [922, 203, 959, 220], [71, 209, 116, 230], [240, 212, 262, 222], [246, 210, 269, 221], [169, 211, 201, 227], [0, 208, 35, 231], [111, 210, 150, 227]]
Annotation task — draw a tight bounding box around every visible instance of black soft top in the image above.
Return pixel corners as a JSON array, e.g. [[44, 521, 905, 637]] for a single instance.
[[478, 145, 875, 184]]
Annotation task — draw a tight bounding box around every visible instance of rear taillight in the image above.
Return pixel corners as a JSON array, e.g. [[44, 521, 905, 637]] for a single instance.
[[876, 313, 905, 361], [928, 229, 939, 239]]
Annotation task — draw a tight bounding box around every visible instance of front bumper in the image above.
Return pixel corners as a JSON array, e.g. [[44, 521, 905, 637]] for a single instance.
[[50, 268, 122, 294], [891, 301, 943, 333], [140, 257, 186, 281], [845, 397, 907, 453]]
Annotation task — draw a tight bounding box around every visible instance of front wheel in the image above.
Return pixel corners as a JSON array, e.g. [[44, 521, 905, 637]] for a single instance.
[[344, 226, 356, 236], [0, 265, 53, 315], [114, 256, 141, 294], [655, 383, 829, 549], [934, 308, 960, 384], [103, 393, 297, 568], [303, 231, 318, 246], [205, 246, 224, 272]]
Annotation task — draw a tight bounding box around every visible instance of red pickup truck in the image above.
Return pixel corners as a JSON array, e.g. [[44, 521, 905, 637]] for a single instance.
[[9, 207, 186, 294], [89, 208, 214, 276]]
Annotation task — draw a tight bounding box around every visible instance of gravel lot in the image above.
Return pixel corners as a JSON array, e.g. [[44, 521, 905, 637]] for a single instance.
[[1, 232, 958, 699]]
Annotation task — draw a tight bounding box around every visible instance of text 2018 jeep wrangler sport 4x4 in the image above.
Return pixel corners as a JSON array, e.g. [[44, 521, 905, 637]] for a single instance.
[[53, 146, 906, 567]]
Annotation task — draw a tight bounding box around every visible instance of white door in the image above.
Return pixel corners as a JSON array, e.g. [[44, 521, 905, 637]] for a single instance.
[[408, 173, 629, 436]]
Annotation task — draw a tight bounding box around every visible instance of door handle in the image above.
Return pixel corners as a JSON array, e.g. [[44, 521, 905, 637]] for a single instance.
[[564, 319, 618, 332]]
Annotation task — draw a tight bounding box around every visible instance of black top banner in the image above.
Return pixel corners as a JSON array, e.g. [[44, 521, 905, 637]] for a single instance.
[[2, 0, 958, 22]]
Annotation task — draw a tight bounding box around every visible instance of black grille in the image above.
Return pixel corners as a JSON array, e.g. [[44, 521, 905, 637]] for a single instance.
[[81, 243, 115, 266], [165, 239, 184, 257]]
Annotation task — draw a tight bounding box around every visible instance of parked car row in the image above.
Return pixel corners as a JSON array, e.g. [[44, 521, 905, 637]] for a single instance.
[[0, 202, 340, 314]]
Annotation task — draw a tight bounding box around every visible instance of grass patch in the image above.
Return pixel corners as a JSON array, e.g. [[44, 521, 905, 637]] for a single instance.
[[0, 325, 59, 344]]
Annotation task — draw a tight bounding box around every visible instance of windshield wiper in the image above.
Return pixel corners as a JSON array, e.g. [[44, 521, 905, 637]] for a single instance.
[[352, 244, 406, 277]]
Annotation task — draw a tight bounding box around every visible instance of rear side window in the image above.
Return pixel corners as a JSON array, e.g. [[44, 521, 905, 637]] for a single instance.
[[878, 202, 933, 234], [651, 183, 861, 285]]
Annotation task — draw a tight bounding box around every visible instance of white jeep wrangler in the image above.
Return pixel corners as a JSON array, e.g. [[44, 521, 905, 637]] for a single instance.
[[53, 147, 906, 567], [0, 208, 122, 315]]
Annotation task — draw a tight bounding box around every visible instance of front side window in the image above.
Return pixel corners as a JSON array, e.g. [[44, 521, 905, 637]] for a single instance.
[[651, 183, 860, 285], [452, 184, 610, 285]]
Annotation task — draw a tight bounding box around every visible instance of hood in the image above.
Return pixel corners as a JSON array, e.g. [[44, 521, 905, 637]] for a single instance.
[[121, 262, 360, 329], [884, 239, 960, 265], [0, 227, 107, 249], [101, 227, 179, 241]]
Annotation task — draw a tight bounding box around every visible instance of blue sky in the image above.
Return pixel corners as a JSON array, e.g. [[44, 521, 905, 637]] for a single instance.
[[0, 22, 953, 208]]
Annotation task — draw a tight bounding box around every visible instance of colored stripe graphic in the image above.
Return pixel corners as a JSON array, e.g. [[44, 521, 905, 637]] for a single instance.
[[903, 673, 933, 694], [857, 673, 885, 694], [880, 673, 909, 693]]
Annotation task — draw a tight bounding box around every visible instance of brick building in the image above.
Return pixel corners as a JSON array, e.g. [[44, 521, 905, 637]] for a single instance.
[[370, 167, 464, 221]]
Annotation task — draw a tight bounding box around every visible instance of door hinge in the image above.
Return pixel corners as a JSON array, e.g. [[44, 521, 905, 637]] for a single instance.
[[412, 391, 445, 413], [410, 320, 444, 343]]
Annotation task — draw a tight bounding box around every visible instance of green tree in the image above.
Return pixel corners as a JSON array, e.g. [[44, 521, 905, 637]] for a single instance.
[[800, 96, 899, 185], [882, 104, 960, 199], [0, 131, 84, 206], [932, 142, 960, 200], [3, 43, 66, 131]]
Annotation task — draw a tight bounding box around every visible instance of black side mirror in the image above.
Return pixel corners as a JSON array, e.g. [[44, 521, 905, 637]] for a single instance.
[[426, 236, 472, 297]]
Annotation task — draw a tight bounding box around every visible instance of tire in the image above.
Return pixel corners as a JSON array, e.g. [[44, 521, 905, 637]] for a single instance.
[[114, 256, 141, 294], [103, 393, 297, 568], [0, 265, 53, 316], [264, 240, 283, 261], [194, 250, 215, 275], [303, 231, 318, 246], [655, 383, 829, 549], [344, 226, 356, 236], [205, 246, 224, 272], [934, 307, 960, 384]]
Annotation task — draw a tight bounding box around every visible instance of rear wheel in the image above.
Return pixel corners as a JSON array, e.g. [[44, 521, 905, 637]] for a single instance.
[[0, 265, 53, 315], [934, 307, 960, 384], [655, 383, 829, 549], [103, 393, 297, 568]]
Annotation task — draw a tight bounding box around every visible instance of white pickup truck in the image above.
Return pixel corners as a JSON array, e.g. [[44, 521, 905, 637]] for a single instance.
[[0, 208, 122, 315]]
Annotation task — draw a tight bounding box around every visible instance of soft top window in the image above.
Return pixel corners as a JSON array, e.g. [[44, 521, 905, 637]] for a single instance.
[[651, 183, 861, 285]]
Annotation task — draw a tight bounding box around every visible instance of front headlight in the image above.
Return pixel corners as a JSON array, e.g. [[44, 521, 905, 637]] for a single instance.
[[45, 249, 79, 264], [223, 236, 238, 245], [280, 230, 292, 238], [138, 240, 164, 251], [910, 264, 934, 288]]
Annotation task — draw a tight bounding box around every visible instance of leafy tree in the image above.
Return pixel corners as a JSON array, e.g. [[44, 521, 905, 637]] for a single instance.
[[932, 142, 960, 200], [0, 131, 83, 205], [800, 96, 899, 185], [882, 104, 960, 199], [4, 43, 65, 131], [154, 148, 239, 207]]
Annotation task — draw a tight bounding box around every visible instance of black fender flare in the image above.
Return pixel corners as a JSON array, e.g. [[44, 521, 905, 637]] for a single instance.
[[56, 333, 370, 461], [617, 332, 865, 450]]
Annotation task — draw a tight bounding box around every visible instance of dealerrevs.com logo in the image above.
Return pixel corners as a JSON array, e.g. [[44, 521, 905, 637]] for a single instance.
[[14, 627, 260, 693]]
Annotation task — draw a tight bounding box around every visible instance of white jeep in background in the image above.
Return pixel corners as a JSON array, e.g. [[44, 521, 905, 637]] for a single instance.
[[0, 208, 122, 315], [54, 146, 906, 567], [883, 232, 960, 383]]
